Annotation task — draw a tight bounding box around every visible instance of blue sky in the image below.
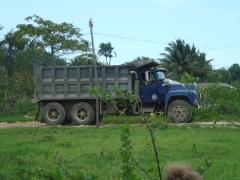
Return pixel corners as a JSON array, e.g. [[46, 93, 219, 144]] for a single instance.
[[0, 0, 239, 69]]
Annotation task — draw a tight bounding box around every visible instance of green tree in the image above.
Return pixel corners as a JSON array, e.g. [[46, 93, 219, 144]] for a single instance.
[[215, 68, 231, 84], [190, 52, 213, 81], [97, 42, 116, 65], [160, 39, 192, 81], [15, 14, 89, 65], [229, 63, 240, 81], [205, 70, 222, 83], [97, 43, 108, 65], [160, 39, 213, 82], [0, 30, 27, 77], [0, 65, 6, 76], [133, 56, 154, 61], [69, 53, 104, 66], [14, 47, 60, 74], [123, 56, 155, 65]]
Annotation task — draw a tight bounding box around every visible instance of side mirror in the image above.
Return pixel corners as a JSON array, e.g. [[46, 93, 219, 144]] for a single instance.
[[145, 71, 151, 81], [165, 79, 171, 88]]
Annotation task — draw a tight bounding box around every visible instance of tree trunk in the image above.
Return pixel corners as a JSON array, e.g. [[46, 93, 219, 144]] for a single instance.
[[109, 57, 111, 66]]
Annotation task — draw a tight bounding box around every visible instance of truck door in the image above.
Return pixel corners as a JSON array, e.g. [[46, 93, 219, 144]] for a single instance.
[[157, 71, 166, 98], [140, 71, 158, 103]]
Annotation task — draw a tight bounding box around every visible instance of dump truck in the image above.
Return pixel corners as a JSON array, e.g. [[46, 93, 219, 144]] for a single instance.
[[32, 59, 199, 125]]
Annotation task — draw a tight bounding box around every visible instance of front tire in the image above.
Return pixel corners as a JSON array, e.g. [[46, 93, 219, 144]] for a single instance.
[[168, 100, 192, 123], [71, 102, 95, 125], [42, 102, 66, 125]]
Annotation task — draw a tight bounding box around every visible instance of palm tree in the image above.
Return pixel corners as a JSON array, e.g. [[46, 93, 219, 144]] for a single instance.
[[160, 39, 213, 82], [190, 52, 213, 81], [160, 39, 192, 81], [97, 42, 116, 65], [98, 43, 108, 65]]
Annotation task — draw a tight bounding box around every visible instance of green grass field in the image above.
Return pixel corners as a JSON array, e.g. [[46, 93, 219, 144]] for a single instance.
[[0, 123, 239, 179]]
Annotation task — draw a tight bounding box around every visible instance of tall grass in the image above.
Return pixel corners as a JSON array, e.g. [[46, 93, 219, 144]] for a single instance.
[[0, 124, 239, 179]]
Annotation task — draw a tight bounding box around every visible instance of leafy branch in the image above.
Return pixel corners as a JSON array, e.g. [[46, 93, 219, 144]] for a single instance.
[[88, 84, 136, 116], [89, 84, 167, 179]]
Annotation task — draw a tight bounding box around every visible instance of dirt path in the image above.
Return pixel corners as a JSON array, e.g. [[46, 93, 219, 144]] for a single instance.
[[0, 122, 48, 129], [0, 121, 238, 129]]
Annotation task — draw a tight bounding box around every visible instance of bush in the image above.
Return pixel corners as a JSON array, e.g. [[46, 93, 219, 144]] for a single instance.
[[232, 80, 240, 89], [17, 99, 37, 116], [195, 84, 240, 121]]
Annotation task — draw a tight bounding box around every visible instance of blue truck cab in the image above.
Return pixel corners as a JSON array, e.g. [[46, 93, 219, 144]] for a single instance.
[[130, 60, 199, 123]]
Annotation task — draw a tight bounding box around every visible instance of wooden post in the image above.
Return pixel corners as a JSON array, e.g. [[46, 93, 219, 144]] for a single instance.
[[89, 18, 99, 127]]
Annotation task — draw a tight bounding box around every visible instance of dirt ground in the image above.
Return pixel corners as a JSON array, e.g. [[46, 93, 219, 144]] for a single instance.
[[0, 122, 48, 129], [0, 121, 238, 129]]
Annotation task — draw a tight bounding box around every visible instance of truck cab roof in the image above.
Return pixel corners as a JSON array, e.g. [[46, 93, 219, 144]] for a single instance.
[[130, 59, 167, 73]]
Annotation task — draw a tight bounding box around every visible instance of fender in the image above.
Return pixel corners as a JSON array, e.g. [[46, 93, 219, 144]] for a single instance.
[[165, 89, 197, 109]]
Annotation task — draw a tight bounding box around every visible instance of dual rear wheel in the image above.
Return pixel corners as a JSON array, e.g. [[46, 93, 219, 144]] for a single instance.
[[71, 102, 95, 125], [42, 102, 100, 125], [42, 102, 65, 125]]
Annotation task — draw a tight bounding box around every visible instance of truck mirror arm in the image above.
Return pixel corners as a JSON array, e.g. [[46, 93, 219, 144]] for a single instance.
[[129, 71, 138, 79], [165, 80, 171, 88]]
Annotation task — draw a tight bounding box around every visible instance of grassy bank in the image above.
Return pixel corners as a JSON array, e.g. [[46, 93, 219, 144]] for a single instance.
[[0, 124, 239, 179], [0, 115, 35, 123]]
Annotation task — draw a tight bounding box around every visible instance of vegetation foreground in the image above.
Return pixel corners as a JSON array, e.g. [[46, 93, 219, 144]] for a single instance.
[[0, 124, 239, 179]]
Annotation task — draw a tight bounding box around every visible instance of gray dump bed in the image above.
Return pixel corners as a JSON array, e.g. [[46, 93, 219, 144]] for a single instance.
[[33, 65, 132, 101]]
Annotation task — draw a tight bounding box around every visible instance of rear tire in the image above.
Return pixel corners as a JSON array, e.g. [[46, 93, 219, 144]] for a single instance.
[[168, 100, 192, 123], [71, 102, 95, 125], [42, 102, 66, 125]]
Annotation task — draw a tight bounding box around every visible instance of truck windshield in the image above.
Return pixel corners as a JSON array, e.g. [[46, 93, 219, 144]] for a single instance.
[[157, 71, 165, 79]]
